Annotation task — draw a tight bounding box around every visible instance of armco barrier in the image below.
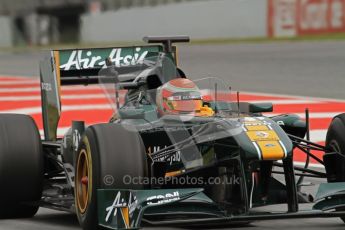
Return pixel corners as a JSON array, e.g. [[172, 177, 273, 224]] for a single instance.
[[268, 0, 345, 37]]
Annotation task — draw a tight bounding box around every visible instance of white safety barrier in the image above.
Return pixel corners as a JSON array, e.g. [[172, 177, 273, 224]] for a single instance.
[[80, 0, 267, 43], [0, 16, 12, 47]]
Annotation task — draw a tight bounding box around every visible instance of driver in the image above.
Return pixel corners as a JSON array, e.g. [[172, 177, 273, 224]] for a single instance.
[[156, 78, 214, 117]]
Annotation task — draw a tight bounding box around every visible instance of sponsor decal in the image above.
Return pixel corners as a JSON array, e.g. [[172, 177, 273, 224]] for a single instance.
[[105, 191, 138, 223], [242, 117, 286, 160], [72, 129, 81, 152], [243, 117, 272, 126], [244, 117, 257, 122], [245, 122, 271, 126], [257, 141, 286, 160], [247, 130, 280, 142], [255, 131, 269, 138], [276, 120, 285, 126], [242, 117, 272, 132], [59, 47, 149, 70], [41, 82, 52, 91], [268, 0, 345, 37], [146, 191, 180, 205], [147, 146, 181, 165]]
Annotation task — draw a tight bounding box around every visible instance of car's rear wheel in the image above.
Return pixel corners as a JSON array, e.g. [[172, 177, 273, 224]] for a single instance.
[[325, 113, 345, 223], [75, 123, 147, 230], [0, 114, 44, 218]]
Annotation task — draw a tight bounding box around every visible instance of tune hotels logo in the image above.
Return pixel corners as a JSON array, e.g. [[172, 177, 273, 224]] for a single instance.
[[268, 0, 345, 37]]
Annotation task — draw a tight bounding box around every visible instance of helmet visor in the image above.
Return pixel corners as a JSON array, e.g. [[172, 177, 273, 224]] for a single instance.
[[170, 99, 203, 112], [167, 91, 203, 112]]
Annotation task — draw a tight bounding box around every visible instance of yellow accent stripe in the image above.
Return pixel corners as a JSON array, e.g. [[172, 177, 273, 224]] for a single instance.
[[165, 170, 182, 177], [121, 207, 130, 228], [84, 137, 93, 209], [242, 117, 285, 160], [257, 141, 285, 160], [53, 51, 61, 99], [245, 125, 269, 131]]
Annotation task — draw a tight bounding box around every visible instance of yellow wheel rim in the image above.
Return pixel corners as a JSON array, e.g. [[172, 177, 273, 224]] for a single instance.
[[76, 140, 92, 214]]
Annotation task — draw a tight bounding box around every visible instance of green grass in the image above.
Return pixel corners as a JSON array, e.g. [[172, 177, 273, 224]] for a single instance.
[[1, 33, 345, 52]]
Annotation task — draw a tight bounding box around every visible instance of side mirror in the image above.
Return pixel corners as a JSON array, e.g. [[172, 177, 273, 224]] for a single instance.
[[118, 108, 145, 119], [249, 103, 273, 113]]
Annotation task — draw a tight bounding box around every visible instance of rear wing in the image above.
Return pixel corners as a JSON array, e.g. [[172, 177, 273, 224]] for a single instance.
[[39, 36, 190, 141]]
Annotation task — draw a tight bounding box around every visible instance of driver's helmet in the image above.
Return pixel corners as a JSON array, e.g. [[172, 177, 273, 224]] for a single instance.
[[156, 78, 214, 116]]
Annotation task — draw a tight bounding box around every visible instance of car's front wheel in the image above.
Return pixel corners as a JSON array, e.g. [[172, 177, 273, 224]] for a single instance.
[[326, 113, 345, 223], [75, 123, 148, 230]]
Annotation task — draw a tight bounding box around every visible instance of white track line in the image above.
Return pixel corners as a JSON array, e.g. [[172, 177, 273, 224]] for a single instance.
[[0, 104, 112, 114], [40, 127, 70, 137], [309, 129, 327, 143], [0, 80, 39, 85], [251, 100, 320, 104], [0, 85, 106, 93], [242, 91, 345, 103], [0, 88, 42, 93], [268, 112, 341, 119], [0, 95, 42, 101], [0, 75, 38, 79], [0, 94, 111, 101], [278, 160, 325, 169]]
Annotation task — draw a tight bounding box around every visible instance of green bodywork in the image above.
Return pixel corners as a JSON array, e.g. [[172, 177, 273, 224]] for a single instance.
[[314, 182, 345, 211], [97, 182, 345, 229], [40, 45, 165, 141], [97, 188, 205, 229], [38, 37, 345, 229], [124, 103, 295, 162], [39, 54, 61, 141]]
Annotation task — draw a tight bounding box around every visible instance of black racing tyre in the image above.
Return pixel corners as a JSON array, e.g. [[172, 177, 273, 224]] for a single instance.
[[325, 113, 345, 223], [75, 123, 148, 230], [326, 113, 345, 181], [0, 114, 44, 218]]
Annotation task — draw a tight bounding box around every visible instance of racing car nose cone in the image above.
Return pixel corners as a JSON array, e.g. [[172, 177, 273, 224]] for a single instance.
[[81, 176, 88, 185]]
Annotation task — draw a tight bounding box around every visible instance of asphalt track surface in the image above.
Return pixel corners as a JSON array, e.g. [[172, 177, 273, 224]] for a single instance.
[[1, 41, 345, 230]]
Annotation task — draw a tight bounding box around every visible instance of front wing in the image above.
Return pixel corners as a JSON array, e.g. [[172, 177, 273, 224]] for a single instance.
[[97, 185, 345, 229]]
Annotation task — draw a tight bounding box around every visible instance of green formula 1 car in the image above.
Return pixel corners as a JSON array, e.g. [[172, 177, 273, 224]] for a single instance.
[[1, 36, 345, 230]]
